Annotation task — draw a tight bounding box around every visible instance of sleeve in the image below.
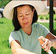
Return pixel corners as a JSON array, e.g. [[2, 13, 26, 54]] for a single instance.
[[37, 23, 50, 37], [9, 31, 21, 44], [42, 25, 50, 37]]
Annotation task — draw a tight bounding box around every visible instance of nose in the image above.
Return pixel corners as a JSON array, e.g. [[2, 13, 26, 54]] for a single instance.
[[22, 15, 27, 20]]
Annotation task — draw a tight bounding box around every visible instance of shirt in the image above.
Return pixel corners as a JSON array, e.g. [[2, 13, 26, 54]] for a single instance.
[[9, 23, 50, 54]]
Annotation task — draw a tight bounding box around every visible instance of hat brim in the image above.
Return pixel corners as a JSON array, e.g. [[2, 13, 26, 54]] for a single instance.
[[3, 1, 45, 20]]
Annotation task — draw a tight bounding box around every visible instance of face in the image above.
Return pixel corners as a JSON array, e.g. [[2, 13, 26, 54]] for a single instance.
[[17, 5, 34, 28]]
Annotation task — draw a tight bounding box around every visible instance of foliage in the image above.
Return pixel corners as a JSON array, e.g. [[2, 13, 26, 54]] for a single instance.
[[39, 15, 44, 20], [0, 0, 11, 8], [45, 14, 49, 20], [54, 14, 56, 21], [39, 14, 56, 21], [0, 18, 13, 54]]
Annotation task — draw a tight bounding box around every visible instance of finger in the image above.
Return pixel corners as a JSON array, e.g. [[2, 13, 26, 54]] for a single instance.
[[38, 36, 46, 42], [49, 40, 52, 48], [42, 39, 48, 46], [46, 40, 52, 50], [41, 39, 48, 48], [41, 41, 49, 51], [44, 43, 51, 52], [41, 43, 46, 49], [44, 40, 50, 50], [44, 44, 49, 52]]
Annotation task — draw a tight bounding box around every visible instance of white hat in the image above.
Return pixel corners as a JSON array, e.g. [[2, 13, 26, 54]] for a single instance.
[[3, 0, 45, 20]]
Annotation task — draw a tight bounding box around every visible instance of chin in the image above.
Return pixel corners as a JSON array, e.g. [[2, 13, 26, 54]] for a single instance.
[[23, 25, 31, 28]]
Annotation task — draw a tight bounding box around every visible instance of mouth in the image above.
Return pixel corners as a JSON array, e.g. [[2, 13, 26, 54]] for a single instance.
[[23, 22, 28, 25]]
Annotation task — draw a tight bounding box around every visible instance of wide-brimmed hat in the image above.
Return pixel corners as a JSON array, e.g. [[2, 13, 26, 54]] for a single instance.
[[3, 0, 45, 20]]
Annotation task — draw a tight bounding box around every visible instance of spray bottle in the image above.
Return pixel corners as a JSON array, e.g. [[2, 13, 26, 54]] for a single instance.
[[38, 36, 53, 54]]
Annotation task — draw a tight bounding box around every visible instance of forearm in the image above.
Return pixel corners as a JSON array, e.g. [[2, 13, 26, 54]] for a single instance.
[[13, 48, 36, 54], [50, 39, 56, 49], [45, 33, 56, 49]]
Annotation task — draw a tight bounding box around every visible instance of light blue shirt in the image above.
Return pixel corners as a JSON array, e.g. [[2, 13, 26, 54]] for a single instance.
[[9, 23, 50, 54]]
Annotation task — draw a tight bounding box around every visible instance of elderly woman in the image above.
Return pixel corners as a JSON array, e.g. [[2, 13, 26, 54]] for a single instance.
[[3, 0, 56, 54]]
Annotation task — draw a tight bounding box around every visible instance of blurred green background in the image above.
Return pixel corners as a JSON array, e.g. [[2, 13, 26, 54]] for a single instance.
[[0, 0, 11, 8]]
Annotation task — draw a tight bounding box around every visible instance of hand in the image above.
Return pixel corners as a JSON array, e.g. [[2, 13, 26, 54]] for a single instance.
[[38, 36, 53, 52]]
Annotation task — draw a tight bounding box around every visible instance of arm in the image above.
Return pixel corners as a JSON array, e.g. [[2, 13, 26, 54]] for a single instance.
[[45, 33, 56, 49], [10, 40, 35, 54]]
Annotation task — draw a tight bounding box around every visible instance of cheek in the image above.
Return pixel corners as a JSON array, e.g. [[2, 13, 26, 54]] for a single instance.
[[29, 14, 33, 21], [17, 18, 22, 24], [28, 16, 33, 24]]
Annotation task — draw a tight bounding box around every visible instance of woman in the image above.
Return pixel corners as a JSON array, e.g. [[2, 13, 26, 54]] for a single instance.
[[3, 0, 56, 54]]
